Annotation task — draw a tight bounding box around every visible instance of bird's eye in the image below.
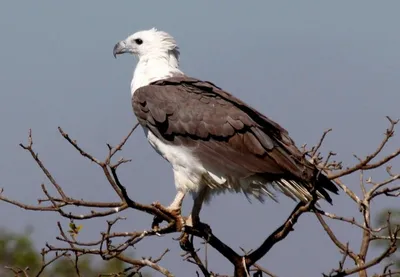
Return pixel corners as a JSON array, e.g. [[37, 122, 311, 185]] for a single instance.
[[134, 38, 143, 45]]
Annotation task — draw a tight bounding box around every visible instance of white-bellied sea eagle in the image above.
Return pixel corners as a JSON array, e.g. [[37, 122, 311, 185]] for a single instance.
[[113, 28, 338, 227]]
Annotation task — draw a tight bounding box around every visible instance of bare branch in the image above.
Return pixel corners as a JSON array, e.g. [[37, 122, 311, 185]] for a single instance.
[[245, 198, 317, 267], [329, 233, 397, 277], [116, 251, 173, 277], [329, 116, 399, 179], [182, 235, 211, 277], [310, 128, 333, 160], [2, 116, 399, 277], [35, 250, 68, 277], [251, 264, 277, 277], [20, 129, 67, 199], [4, 266, 30, 277], [315, 213, 359, 262], [58, 127, 102, 165], [106, 122, 139, 163]]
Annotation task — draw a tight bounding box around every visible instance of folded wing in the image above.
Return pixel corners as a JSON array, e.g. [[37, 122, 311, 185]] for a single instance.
[[133, 76, 338, 203]]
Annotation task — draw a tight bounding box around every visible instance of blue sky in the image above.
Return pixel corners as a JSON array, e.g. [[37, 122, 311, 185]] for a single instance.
[[0, 1, 399, 276]]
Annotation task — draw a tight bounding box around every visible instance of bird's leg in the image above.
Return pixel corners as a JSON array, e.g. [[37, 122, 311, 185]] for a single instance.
[[166, 190, 186, 214], [179, 188, 213, 251], [185, 187, 208, 227], [179, 189, 205, 251], [152, 190, 186, 230]]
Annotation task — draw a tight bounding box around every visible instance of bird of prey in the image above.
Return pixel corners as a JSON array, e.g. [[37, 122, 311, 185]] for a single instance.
[[113, 28, 338, 227]]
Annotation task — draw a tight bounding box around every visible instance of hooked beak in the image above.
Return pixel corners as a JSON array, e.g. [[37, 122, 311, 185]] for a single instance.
[[113, 41, 128, 58]]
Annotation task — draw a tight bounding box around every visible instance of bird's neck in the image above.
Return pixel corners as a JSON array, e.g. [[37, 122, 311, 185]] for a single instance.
[[131, 52, 183, 96]]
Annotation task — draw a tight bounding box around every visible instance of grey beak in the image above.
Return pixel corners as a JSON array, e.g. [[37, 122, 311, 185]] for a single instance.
[[113, 41, 127, 58]]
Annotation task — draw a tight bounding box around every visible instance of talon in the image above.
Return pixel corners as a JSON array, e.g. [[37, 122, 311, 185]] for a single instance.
[[151, 216, 162, 231], [179, 232, 193, 251], [150, 202, 186, 231]]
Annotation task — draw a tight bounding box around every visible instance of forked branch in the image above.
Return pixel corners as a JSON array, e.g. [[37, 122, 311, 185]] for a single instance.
[[1, 116, 399, 276]]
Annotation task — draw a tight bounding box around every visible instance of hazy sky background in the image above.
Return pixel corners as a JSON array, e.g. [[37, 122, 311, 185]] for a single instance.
[[0, 1, 399, 276]]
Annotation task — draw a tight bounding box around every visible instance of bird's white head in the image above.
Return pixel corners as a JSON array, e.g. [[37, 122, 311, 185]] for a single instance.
[[113, 28, 180, 60], [114, 28, 183, 94]]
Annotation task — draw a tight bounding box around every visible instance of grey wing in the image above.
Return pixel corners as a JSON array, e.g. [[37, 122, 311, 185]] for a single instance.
[[132, 77, 338, 202], [134, 78, 307, 178]]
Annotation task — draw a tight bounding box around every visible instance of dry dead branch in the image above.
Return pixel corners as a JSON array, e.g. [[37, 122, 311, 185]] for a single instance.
[[1, 116, 399, 276]]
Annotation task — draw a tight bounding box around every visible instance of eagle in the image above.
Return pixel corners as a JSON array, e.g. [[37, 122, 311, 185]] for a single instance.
[[113, 28, 338, 227]]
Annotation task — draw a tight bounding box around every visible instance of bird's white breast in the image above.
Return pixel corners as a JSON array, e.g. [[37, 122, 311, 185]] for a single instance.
[[142, 127, 209, 194], [142, 127, 277, 202], [132, 56, 236, 198]]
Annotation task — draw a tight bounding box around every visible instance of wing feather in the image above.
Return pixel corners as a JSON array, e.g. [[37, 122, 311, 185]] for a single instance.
[[132, 76, 339, 202]]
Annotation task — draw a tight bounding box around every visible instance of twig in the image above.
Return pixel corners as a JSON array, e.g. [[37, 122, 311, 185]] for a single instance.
[[245, 198, 316, 267], [329, 117, 399, 179], [251, 264, 277, 277], [182, 235, 210, 277], [20, 129, 67, 199], [117, 251, 173, 277], [315, 213, 359, 262]]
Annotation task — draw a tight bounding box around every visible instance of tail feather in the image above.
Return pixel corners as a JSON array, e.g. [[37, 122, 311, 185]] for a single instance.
[[315, 173, 339, 204], [273, 173, 339, 204]]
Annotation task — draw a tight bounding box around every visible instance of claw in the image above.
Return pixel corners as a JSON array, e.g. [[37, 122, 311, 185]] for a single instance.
[[151, 201, 162, 208], [151, 202, 185, 231], [179, 232, 192, 251]]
